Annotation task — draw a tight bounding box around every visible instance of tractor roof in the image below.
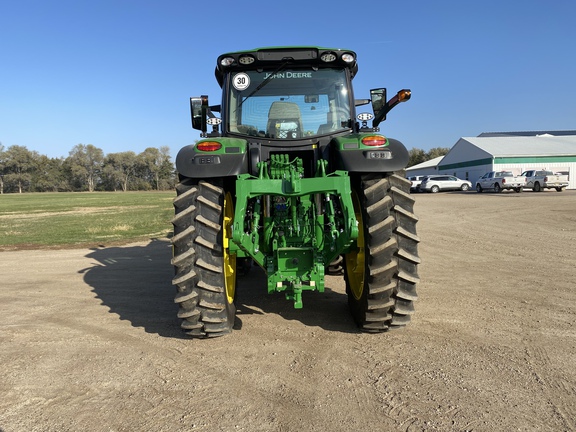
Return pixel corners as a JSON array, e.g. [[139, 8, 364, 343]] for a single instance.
[[214, 46, 358, 87]]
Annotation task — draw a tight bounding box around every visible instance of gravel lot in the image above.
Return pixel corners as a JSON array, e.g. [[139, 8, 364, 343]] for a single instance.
[[1, 189, 575, 431]]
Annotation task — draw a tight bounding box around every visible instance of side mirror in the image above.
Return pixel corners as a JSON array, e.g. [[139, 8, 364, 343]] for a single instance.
[[370, 88, 386, 113], [190, 96, 208, 133]]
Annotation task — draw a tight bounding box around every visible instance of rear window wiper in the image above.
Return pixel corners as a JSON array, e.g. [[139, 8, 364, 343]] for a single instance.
[[238, 61, 290, 107]]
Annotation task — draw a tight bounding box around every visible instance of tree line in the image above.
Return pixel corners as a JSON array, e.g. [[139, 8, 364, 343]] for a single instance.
[[0, 142, 449, 194], [0, 143, 175, 194]]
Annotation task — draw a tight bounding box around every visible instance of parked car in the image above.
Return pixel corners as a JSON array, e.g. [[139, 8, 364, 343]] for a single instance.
[[419, 175, 472, 193], [520, 169, 569, 192], [475, 171, 525, 193], [407, 175, 426, 192]]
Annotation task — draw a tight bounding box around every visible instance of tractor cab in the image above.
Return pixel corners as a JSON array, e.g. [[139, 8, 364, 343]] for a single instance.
[[190, 47, 410, 142]]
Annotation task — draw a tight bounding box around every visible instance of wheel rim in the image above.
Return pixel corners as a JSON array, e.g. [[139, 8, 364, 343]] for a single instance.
[[223, 192, 236, 304], [345, 191, 365, 300]]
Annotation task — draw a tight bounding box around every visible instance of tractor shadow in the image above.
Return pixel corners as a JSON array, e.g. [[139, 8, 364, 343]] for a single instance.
[[80, 238, 185, 339], [81, 239, 358, 337], [235, 265, 359, 334]]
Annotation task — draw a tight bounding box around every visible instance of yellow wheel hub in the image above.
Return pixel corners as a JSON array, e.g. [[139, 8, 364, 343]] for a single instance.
[[223, 192, 236, 304], [345, 191, 365, 300]]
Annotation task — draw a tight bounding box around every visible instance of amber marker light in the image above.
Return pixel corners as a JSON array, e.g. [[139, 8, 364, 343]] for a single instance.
[[361, 135, 388, 146], [398, 89, 411, 102], [196, 141, 222, 151]]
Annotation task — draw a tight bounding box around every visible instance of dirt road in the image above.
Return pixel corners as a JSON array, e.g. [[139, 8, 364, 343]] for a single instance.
[[1, 190, 575, 431]]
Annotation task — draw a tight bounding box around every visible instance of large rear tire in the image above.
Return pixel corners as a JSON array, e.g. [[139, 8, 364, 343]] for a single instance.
[[171, 178, 236, 338], [344, 173, 420, 332]]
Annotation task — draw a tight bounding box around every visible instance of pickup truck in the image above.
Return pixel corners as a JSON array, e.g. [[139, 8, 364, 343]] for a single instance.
[[520, 169, 569, 192], [475, 171, 526, 193], [407, 175, 426, 192]]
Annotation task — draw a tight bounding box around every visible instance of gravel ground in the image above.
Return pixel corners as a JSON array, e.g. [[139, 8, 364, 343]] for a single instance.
[[1, 189, 575, 432]]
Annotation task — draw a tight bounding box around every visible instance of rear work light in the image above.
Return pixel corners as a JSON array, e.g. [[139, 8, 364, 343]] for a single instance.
[[320, 52, 337, 62], [238, 55, 255, 65], [361, 135, 387, 146], [341, 52, 355, 63], [196, 141, 222, 152], [220, 56, 235, 67]]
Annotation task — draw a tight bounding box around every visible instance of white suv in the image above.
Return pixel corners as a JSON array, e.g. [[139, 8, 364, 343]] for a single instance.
[[419, 175, 472, 193]]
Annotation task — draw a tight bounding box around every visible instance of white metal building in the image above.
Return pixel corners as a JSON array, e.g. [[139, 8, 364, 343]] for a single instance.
[[407, 132, 576, 189], [405, 156, 444, 178]]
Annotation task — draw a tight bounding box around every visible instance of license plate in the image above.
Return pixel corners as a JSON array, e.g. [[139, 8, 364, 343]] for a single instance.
[[366, 151, 391, 159]]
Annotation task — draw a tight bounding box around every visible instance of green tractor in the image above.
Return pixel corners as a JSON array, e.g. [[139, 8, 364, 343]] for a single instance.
[[172, 47, 420, 338]]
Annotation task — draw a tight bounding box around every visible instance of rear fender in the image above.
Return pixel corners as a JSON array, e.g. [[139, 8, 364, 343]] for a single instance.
[[331, 134, 409, 172], [176, 138, 249, 178]]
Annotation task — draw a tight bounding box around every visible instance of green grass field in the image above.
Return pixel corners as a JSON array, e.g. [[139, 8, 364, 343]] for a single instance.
[[0, 191, 174, 249]]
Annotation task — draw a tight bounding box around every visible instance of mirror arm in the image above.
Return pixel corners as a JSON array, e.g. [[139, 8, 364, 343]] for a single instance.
[[354, 99, 371, 106], [372, 89, 411, 127], [200, 95, 208, 135]]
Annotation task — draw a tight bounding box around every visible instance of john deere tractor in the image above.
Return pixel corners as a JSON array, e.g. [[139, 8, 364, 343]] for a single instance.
[[172, 46, 420, 338]]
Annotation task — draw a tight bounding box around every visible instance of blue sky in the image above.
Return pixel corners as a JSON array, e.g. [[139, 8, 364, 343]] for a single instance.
[[1, 0, 575, 161]]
